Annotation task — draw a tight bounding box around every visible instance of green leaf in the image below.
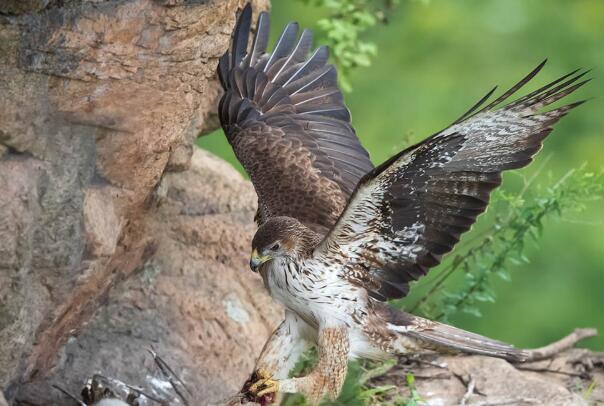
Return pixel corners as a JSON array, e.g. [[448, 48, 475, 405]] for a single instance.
[[406, 372, 415, 386], [463, 306, 483, 318], [474, 291, 495, 303]]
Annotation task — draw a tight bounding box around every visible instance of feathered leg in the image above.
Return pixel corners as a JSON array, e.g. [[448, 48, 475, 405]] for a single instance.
[[242, 311, 312, 403], [253, 326, 349, 405]]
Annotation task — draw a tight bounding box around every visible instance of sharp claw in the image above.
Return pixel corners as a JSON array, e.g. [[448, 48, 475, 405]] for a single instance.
[[245, 368, 279, 401], [247, 368, 273, 394], [248, 376, 270, 394], [256, 379, 279, 397]]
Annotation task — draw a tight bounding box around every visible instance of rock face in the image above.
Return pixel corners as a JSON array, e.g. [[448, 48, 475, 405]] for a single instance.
[[12, 149, 281, 405], [0, 0, 273, 404]]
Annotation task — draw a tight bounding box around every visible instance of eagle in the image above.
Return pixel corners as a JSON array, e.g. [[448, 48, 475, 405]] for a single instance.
[[217, 4, 587, 405]]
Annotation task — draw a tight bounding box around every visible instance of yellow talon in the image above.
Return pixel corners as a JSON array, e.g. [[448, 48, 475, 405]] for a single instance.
[[248, 368, 279, 396], [256, 378, 279, 397], [249, 377, 269, 394]]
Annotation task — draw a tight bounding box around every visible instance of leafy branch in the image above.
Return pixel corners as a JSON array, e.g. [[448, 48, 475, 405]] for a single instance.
[[298, 0, 400, 91]]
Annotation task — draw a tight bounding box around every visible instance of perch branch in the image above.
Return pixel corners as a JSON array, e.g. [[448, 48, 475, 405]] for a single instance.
[[524, 328, 598, 362]]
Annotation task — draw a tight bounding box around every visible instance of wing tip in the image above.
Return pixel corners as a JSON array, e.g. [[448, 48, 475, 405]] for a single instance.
[[231, 2, 253, 68], [536, 58, 548, 71], [459, 60, 591, 120], [453, 85, 499, 124]]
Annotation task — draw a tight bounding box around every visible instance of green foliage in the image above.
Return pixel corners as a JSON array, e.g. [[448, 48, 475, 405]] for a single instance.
[[288, 347, 318, 378], [582, 379, 597, 402], [297, 0, 399, 91], [402, 373, 423, 406], [407, 166, 604, 322]]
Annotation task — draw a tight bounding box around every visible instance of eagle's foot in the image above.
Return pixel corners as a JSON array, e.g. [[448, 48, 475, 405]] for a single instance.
[[242, 368, 279, 405], [253, 379, 279, 397], [249, 368, 279, 396]]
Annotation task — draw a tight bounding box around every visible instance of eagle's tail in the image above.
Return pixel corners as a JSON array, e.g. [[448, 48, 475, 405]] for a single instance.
[[378, 304, 528, 362]]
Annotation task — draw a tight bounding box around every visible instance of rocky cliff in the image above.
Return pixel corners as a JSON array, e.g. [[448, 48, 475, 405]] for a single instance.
[[0, 1, 276, 404]]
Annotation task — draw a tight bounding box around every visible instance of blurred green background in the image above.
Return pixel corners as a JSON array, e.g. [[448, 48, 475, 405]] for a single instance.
[[198, 0, 604, 350]]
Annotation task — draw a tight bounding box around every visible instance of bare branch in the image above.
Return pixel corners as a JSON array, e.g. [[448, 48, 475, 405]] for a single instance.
[[470, 398, 538, 406], [460, 374, 476, 405], [524, 328, 598, 362]]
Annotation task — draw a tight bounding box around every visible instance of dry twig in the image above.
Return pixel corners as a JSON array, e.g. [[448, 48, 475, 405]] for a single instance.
[[148, 347, 191, 406], [460, 374, 476, 405], [524, 328, 597, 362], [470, 398, 538, 405]]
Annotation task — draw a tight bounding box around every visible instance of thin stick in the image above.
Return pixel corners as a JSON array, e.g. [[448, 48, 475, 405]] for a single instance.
[[471, 398, 538, 406], [51, 385, 87, 406], [413, 357, 448, 370], [460, 374, 475, 405], [148, 347, 191, 406], [524, 328, 597, 361], [122, 382, 164, 403]]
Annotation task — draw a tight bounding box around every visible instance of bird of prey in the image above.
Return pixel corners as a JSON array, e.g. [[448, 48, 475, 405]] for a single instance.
[[217, 4, 588, 404]]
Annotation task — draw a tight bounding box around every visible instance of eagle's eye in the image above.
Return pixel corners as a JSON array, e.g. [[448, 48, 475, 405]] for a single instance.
[[270, 242, 280, 251]]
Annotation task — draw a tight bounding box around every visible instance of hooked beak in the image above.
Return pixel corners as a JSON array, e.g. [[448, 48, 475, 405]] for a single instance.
[[250, 249, 270, 272]]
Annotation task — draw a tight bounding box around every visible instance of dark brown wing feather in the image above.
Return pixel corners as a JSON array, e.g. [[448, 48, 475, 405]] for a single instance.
[[315, 62, 588, 300], [217, 4, 373, 233]]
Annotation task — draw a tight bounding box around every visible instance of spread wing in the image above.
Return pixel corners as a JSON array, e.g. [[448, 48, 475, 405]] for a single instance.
[[315, 61, 589, 301], [217, 5, 373, 234]]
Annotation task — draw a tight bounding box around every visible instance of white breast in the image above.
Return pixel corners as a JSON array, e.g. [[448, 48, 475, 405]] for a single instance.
[[262, 256, 387, 362]]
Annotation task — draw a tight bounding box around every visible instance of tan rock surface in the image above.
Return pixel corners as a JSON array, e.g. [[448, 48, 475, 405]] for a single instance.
[[13, 149, 281, 405], [0, 0, 271, 403], [374, 349, 604, 405]]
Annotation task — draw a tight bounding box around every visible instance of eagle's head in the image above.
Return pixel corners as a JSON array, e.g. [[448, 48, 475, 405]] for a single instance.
[[250, 216, 319, 272]]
